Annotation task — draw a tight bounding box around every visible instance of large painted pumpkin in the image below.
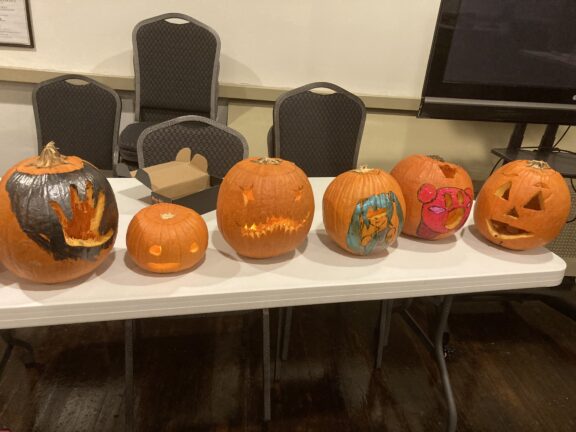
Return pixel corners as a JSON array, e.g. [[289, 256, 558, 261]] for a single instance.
[[126, 203, 208, 273], [474, 160, 570, 250], [391, 154, 473, 240], [323, 167, 406, 255], [0, 142, 118, 283], [217, 157, 314, 258]]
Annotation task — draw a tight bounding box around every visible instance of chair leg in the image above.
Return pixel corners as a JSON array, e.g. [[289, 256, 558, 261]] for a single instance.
[[375, 300, 393, 369], [281, 307, 293, 361], [124, 320, 135, 432], [262, 309, 271, 422]]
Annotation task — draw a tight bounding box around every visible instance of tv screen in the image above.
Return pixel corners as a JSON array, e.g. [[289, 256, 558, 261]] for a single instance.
[[419, 0, 576, 124]]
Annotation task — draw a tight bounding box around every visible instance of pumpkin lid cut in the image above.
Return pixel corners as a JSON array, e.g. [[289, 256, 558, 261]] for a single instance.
[[16, 142, 85, 175]]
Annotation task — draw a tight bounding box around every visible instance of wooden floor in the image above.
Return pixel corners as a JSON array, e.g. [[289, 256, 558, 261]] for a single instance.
[[1, 286, 575, 431]]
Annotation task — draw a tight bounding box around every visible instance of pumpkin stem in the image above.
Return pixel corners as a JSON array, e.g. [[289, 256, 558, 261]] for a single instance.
[[160, 213, 175, 220], [527, 160, 551, 170], [252, 157, 282, 165], [427, 155, 445, 162], [35, 142, 68, 168], [353, 165, 374, 173]]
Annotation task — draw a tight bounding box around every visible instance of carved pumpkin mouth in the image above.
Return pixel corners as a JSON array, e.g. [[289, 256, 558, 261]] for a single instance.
[[240, 213, 310, 238], [445, 208, 465, 230], [147, 262, 181, 272], [487, 219, 533, 239]]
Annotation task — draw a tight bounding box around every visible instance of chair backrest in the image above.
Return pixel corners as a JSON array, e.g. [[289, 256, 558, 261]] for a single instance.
[[269, 82, 366, 177], [33, 74, 121, 171], [134, 13, 220, 123], [136, 115, 249, 179]]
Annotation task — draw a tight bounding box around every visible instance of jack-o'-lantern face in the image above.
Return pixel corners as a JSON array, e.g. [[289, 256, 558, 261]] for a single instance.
[[474, 160, 570, 250], [217, 158, 314, 258], [417, 184, 473, 239], [126, 203, 208, 273]]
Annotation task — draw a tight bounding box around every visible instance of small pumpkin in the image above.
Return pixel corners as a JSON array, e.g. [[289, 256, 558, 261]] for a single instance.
[[390, 154, 473, 240], [0, 142, 118, 283], [126, 203, 208, 273], [217, 157, 314, 258], [323, 166, 406, 255], [474, 160, 570, 250]]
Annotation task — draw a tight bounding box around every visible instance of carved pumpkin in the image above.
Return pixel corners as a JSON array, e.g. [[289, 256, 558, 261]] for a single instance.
[[474, 160, 570, 250], [217, 157, 314, 258], [126, 203, 208, 273], [390, 155, 474, 240], [0, 143, 118, 283], [323, 167, 406, 255]]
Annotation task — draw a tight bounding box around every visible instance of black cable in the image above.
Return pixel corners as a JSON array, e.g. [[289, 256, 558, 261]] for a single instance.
[[566, 179, 576, 224], [489, 157, 503, 175], [553, 126, 571, 148]]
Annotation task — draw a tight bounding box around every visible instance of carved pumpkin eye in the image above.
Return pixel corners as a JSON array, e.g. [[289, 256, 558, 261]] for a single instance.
[[524, 192, 544, 211], [494, 182, 512, 200], [241, 186, 255, 206], [294, 185, 304, 202], [149, 245, 162, 256], [439, 164, 456, 178]]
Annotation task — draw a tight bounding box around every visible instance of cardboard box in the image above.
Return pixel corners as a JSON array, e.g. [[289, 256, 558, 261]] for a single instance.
[[118, 148, 222, 214]]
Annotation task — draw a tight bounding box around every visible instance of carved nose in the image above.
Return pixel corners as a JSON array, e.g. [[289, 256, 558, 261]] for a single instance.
[[507, 207, 519, 218]]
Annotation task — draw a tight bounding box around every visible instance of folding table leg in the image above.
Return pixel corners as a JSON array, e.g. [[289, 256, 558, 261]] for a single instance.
[[281, 306, 293, 361], [274, 307, 285, 381], [1, 330, 35, 367], [434, 296, 457, 432], [262, 309, 271, 421], [124, 320, 134, 432], [375, 300, 393, 369]]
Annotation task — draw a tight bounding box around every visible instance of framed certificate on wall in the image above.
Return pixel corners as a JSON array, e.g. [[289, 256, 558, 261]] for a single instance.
[[0, 0, 34, 48]]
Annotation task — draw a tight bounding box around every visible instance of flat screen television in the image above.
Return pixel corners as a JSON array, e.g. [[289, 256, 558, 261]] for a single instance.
[[419, 0, 576, 125]]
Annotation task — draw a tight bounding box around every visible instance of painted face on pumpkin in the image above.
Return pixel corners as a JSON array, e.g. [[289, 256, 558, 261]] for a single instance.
[[417, 184, 473, 239], [346, 192, 404, 255]]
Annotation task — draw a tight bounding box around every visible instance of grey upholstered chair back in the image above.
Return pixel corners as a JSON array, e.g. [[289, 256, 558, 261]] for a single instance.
[[269, 82, 366, 177], [32, 74, 121, 171], [136, 115, 248, 179], [134, 13, 220, 123]]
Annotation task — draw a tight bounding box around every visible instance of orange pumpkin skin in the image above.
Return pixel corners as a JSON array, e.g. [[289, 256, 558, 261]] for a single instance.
[[217, 157, 314, 259], [323, 167, 406, 255], [0, 144, 118, 284], [390, 155, 474, 240], [126, 203, 208, 273], [474, 160, 570, 250]]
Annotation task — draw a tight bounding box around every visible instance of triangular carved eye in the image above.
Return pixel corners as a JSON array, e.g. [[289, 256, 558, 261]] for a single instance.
[[524, 192, 544, 211], [494, 182, 512, 200], [439, 164, 456, 178]]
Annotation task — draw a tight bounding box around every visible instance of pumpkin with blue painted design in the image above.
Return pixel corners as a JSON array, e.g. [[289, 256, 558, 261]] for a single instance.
[[323, 167, 406, 255]]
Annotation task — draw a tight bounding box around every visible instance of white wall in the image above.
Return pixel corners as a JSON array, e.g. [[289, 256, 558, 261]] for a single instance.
[[0, 0, 440, 98]]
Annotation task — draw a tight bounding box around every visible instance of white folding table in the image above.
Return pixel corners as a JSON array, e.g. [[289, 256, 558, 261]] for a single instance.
[[0, 177, 566, 432]]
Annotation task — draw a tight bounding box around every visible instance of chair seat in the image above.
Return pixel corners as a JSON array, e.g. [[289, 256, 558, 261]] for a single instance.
[[118, 121, 157, 162]]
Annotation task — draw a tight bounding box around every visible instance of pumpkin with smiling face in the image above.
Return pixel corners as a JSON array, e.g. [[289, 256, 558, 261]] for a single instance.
[[390, 155, 473, 240], [217, 157, 314, 258], [474, 160, 570, 250], [126, 203, 208, 273]]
